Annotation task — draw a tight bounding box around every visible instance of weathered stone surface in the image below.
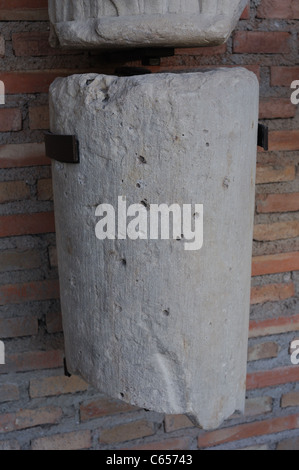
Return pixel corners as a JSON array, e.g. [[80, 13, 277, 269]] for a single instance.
[[50, 69, 259, 430], [48, 0, 247, 49]]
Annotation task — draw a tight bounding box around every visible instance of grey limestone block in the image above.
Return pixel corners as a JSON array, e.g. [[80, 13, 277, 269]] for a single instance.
[[49, 69, 259, 429], [48, 0, 248, 49]]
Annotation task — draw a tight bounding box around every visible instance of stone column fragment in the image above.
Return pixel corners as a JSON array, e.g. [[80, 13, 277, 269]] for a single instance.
[[50, 69, 259, 429], [48, 0, 248, 49]]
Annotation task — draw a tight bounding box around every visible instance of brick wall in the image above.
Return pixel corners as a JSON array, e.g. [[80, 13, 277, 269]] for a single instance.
[[0, 0, 298, 451]]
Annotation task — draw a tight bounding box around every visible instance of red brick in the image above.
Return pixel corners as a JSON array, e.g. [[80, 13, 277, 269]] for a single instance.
[[30, 375, 88, 398], [240, 3, 250, 20], [0, 109, 22, 132], [0, 406, 61, 433], [99, 420, 155, 444], [243, 396, 273, 417], [31, 430, 92, 451], [15, 407, 62, 431], [0, 0, 48, 21], [253, 222, 299, 241], [256, 164, 295, 184], [164, 414, 194, 433], [247, 366, 299, 390], [268, 131, 299, 151], [0, 414, 15, 433], [0, 180, 30, 203], [248, 342, 279, 361], [0, 350, 64, 374], [0, 249, 41, 272], [0, 384, 19, 403], [13, 32, 67, 57], [256, 193, 299, 213], [175, 44, 226, 56], [197, 414, 299, 448], [125, 437, 191, 451], [80, 396, 137, 422], [257, 0, 299, 19], [37, 178, 53, 201], [0, 143, 50, 169], [235, 65, 260, 80], [249, 314, 299, 338], [0, 212, 55, 238], [230, 397, 272, 418], [46, 311, 62, 334], [0, 10, 48, 20], [0, 71, 72, 94], [259, 99, 296, 120], [271, 67, 299, 87], [281, 391, 299, 408], [0, 316, 38, 339], [0, 279, 60, 305], [0, 1, 47, 10], [234, 32, 290, 54], [29, 106, 49, 130], [252, 252, 299, 276], [250, 282, 295, 304], [0, 69, 112, 94]]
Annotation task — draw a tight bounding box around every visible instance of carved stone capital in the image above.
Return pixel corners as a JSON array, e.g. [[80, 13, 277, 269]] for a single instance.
[[48, 0, 247, 49]]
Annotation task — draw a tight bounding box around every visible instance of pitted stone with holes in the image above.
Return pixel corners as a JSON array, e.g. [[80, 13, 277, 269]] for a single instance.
[[49, 69, 259, 429]]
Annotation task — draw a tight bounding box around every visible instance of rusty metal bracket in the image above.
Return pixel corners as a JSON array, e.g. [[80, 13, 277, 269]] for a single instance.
[[257, 123, 269, 151], [44, 132, 80, 164]]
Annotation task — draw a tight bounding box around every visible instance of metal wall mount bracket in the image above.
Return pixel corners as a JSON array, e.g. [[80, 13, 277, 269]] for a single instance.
[[258, 123, 269, 151], [45, 132, 80, 164], [45, 123, 269, 164], [63, 358, 72, 378]]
